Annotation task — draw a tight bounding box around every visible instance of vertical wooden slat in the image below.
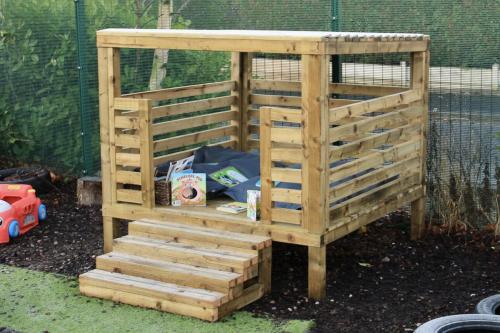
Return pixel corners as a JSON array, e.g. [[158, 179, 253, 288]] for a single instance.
[[241, 53, 252, 151], [230, 52, 242, 149], [301, 54, 329, 235], [108, 48, 121, 203], [410, 50, 429, 240], [139, 99, 154, 208], [260, 107, 272, 224]]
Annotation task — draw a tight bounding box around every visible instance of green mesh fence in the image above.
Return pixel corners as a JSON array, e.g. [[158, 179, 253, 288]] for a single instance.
[[1, 0, 499, 226]]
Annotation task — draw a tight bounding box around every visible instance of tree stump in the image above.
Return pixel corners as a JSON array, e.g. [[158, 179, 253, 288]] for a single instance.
[[77, 176, 102, 206]]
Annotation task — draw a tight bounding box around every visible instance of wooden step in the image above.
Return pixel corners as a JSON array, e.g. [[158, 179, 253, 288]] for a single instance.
[[113, 236, 258, 279], [80, 269, 264, 321], [97, 252, 244, 296], [129, 219, 272, 251]]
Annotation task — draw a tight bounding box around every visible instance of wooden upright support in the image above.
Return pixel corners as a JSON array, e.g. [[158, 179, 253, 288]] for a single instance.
[[301, 54, 330, 299], [98, 47, 121, 253], [410, 50, 429, 240], [231, 52, 252, 151]]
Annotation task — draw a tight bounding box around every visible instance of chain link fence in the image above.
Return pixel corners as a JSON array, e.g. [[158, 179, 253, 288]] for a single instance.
[[1, 0, 499, 227]]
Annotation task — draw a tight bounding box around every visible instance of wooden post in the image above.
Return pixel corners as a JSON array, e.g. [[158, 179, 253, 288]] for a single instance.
[[138, 99, 154, 208], [410, 50, 429, 240], [98, 47, 121, 252], [231, 52, 252, 151], [308, 245, 326, 299], [301, 54, 329, 235], [260, 107, 272, 224], [302, 54, 329, 299], [259, 246, 272, 294]]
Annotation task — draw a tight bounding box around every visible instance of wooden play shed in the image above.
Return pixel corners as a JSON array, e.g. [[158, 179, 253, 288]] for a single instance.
[[80, 29, 429, 321]]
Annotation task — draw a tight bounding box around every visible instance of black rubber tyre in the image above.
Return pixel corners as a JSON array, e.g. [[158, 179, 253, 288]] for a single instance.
[[0, 167, 52, 194], [415, 314, 500, 332], [477, 295, 500, 315]]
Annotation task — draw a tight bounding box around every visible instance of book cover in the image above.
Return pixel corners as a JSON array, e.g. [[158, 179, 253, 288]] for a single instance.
[[247, 190, 261, 221], [209, 166, 248, 188], [216, 202, 247, 214], [171, 173, 206, 206], [166, 155, 194, 181]]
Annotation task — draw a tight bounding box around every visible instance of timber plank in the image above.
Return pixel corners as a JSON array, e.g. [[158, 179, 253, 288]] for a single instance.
[[96, 252, 243, 294]]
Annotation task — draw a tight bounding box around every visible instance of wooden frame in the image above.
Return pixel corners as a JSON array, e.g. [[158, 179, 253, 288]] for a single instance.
[[96, 29, 429, 299]]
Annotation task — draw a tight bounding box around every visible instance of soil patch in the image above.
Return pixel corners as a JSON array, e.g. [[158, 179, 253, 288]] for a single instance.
[[0, 179, 498, 332]]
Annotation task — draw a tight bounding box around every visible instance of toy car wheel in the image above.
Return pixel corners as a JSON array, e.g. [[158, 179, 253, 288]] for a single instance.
[[38, 204, 47, 221], [8, 220, 20, 238]]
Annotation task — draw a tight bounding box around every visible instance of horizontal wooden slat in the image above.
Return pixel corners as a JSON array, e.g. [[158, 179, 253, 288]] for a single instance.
[[330, 156, 420, 201], [329, 122, 421, 160], [116, 153, 141, 167], [115, 116, 139, 130], [271, 148, 303, 164], [114, 97, 143, 111], [116, 189, 143, 204], [153, 125, 237, 153], [329, 89, 421, 123], [269, 107, 302, 123], [271, 188, 302, 204], [270, 127, 302, 144], [122, 80, 235, 101], [116, 170, 142, 185], [330, 173, 421, 217], [271, 167, 302, 183], [115, 133, 140, 148], [251, 79, 407, 97], [251, 79, 301, 92], [152, 110, 237, 136], [327, 185, 423, 241], [271, 208, 302, 225], [153, 139, 236, 166], [329, 105, 421, 139], [331, 83, 407, 96], [329, 139, 421, 181], [152, 96, 235, 119], [251, 94, 301, 108]]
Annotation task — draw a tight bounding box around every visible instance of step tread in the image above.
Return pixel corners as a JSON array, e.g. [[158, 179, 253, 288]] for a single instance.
[[97, 252, 243, 286], [133, 219, 271, 249], [80, 269, 227, 307], [115, 235, 257, 267]]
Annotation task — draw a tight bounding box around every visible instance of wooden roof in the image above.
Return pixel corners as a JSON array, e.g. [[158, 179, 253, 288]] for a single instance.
[[97, 29, 429, 55]]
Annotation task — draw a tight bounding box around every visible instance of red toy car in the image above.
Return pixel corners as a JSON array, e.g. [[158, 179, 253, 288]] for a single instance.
[[0, 184, 46, 244]]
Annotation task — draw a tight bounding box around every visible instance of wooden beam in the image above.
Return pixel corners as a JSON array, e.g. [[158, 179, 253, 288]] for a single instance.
[[410, 50, 429, 240], [308, 245, 326, 299], [259, 107, 272, 225], [138, 99, 154, 208], [301, 54, 329, 235]]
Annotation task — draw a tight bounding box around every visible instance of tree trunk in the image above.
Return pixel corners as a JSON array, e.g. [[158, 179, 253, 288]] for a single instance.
[[148, 0, 171, 91]]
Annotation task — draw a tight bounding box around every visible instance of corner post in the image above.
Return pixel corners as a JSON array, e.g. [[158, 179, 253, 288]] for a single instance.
[[99, 47, 121, 252], [301, 54, 330, 299], [410, 48, 429, 240]]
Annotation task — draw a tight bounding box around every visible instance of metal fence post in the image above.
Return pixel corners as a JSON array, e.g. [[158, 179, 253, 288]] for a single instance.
[[331, 0, 341, 87], [74, 0, 93, 175]]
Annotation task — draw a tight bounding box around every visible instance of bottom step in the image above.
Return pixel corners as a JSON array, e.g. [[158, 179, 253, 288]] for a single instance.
[[80, 269, 263, 322]]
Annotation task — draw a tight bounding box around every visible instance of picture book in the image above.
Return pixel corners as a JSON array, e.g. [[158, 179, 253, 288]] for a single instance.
[[216, 202, 247, 214], [171, 173, 206, 206], [247, 190, 261, 221], [166, 155, 194, 181], [209, 166, 248, 188]]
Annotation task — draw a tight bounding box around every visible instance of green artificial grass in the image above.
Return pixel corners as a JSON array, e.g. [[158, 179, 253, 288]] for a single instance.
[[0, 265, 313, 333]]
